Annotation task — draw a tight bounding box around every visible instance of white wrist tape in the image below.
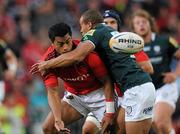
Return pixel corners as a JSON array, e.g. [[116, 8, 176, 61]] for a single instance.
[[8, 63, 17, 72], [106, 101, 115, 113]]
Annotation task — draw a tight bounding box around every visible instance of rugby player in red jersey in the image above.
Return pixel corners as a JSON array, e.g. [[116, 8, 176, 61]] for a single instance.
[[30, 22, 115, 134]]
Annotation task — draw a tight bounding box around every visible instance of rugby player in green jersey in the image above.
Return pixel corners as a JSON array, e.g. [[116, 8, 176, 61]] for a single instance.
[[83, 10, 154, 134], [130, 9, 180, 134], [31, 9, 156, 134]]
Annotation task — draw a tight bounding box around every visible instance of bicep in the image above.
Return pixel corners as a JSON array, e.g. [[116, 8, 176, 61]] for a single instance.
[[137, 60, 154, 74], [74, 41, 95, 62]]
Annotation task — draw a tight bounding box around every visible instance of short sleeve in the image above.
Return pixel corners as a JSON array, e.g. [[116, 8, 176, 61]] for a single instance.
[[134, 50, 149, 62], [81, 30, 99, 48]]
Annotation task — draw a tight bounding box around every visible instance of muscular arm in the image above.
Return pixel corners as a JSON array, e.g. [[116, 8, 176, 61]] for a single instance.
[[162, 49, 180, 83], [45, 41, 94, 69], [134, 50, 154, 74], [100, 75, 114, 102], [137, 60, 154, 74], [47, 86, 62, 122]]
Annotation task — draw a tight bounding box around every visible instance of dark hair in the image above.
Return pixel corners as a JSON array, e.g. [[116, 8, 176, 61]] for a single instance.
[[81, 9, 103, 26], [48, 22, 72, 42], [103, 10, 122, 31], [130, 9, 158, 33]]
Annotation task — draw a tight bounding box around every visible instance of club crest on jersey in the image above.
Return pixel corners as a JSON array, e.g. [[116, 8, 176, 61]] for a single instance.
[[153, 45, 161, 53]]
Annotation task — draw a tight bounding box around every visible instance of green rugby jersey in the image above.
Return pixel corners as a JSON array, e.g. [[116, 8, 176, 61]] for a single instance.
[[143, 33, 179, 89], [81, 24, 151, 93]]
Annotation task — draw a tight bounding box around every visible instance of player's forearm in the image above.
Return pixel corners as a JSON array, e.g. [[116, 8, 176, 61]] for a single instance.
[[45, 42, 94, 69], [137, 61, 154, 74], [174, 60, 180, 76], [101, 76, 115, 114], [47, 88, 62, 122]]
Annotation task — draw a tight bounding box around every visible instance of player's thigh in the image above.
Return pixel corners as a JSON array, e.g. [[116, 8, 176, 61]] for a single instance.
[[116, 107, 125, 134], [154, 102, 174, 125], [126, 118, 152, 134], [61, 100, 83, 125], [42, 100, 83, 128], [82, 121, 99, 134]]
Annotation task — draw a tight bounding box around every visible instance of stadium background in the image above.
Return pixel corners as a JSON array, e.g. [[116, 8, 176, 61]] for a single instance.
[[0, 0, 180, 133]]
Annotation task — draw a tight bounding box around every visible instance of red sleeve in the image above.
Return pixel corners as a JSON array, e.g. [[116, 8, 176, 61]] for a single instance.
[[41, 46, 59, 88], [85, 52, 108, 78], [134, 50, 149, 62], [43, 73, 59, 89]]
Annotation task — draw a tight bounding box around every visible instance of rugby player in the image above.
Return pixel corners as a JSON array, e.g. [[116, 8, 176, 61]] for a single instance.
[[31, 9, 156, 134], [30, 22, 115, 134], [130, 9, 180, 134]]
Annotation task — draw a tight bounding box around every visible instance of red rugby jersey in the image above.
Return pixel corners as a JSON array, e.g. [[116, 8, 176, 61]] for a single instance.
[[42, 40, 108, 95]]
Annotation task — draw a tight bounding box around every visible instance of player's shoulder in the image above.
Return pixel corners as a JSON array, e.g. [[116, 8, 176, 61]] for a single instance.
[[84, 51, 102, 64], [0, 39, 7, 49], [42, 45, 56, 61], [72, 39, 80, 46]]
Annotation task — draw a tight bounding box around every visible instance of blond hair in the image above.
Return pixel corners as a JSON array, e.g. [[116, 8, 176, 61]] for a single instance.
[[130, 9, 158, 33]]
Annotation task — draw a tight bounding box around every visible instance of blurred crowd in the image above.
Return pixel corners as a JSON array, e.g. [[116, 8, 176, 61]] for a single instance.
[[0, 0, 180, 134]]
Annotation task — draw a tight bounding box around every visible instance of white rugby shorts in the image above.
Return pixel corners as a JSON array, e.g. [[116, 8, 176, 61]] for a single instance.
[[121, 82, 156, 122], [155, 82, 179, 109], [63, 88, 106, 123]]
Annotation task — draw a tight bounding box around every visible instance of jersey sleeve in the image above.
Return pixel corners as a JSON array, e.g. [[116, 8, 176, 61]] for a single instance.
[[0, 40, 8, 55], [85, 52, 108, 79], [43, 72, 59, 89], [41, 46, 59, 88], [134, 50, 149, 62], [168, 36, 179, 54], [81, 30, 99, 48]]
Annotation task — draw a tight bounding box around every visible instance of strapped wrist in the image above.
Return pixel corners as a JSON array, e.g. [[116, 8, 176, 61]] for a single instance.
[[106, 99, 115, 114]]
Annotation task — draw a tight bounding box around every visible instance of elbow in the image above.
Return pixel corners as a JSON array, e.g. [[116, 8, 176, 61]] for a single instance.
[[142, 66, 154, 74]]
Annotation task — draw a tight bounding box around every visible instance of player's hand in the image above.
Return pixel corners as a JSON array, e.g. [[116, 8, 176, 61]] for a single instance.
[[101, 113, 114, 134], [55, 120, 71, 134], [162, 72, 178, 83], [29, 61, 48, 75]]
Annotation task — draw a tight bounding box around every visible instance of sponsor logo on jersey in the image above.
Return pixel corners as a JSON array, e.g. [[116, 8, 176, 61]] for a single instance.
[[153, 45, 161, 53], [110, 31, 120, 36], [63, 74, 90, 81], [143, 106, 153, 115], [126, 106, 132, 115]]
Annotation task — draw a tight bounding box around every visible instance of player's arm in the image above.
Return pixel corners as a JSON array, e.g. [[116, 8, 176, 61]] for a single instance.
[[4, 48, 18, 80], [30, 41, 94, 75], [44, 73, 70, 133], [86, 52, 115, 130], [163, 37, 180, 83], [173, 49, 180, 76], [134, 50, 154, 74], [47, 86, 62, 123]]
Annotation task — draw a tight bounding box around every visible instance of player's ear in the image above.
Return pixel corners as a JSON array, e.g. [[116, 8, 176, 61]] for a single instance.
[[88, 22, 93, 29]]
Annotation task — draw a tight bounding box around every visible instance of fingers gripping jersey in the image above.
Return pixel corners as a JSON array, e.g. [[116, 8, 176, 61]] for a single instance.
[[42, 40, 108, 95]]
